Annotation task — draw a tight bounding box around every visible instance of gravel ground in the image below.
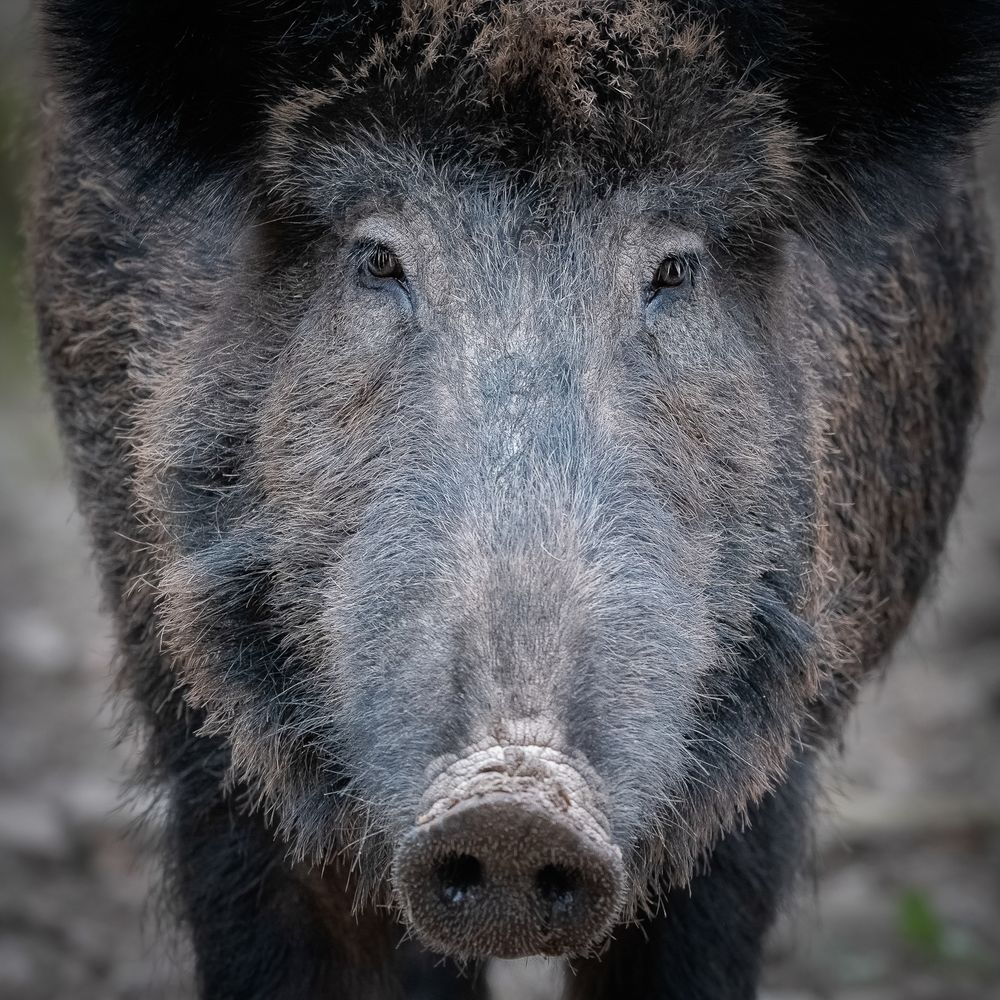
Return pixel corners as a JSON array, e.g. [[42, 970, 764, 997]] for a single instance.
[[1, 8, 998, 997]]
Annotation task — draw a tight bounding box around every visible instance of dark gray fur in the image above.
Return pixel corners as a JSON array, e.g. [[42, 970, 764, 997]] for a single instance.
[[31, 1, 1000, 997]]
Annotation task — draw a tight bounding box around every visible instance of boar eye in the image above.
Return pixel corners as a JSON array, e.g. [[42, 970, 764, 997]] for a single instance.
[[364, 243, 406, 283], [651, 256, 693, 295]]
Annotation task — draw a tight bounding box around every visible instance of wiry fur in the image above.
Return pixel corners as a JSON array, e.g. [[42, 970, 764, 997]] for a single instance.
[[31, 1, 999, 997]]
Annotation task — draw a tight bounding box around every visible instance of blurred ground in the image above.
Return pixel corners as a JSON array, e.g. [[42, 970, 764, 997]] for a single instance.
[[1, 5, 998, 999]]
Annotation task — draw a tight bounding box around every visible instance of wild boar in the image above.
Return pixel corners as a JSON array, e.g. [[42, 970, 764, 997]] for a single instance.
[[31, 1, 1000, 997]]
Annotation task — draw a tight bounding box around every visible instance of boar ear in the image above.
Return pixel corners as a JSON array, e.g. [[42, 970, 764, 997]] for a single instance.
[[39, 0, 394, 186], [722, 0, 1000, 238]]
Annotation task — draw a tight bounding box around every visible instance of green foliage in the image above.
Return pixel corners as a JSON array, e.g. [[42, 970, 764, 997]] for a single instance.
[[0, 77, 37, 388], [896, 887, 948, 958], [895, 886, 989, 973]]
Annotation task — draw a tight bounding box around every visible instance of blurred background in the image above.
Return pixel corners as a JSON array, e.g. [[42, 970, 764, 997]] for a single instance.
[[0, 3, 998, 999]]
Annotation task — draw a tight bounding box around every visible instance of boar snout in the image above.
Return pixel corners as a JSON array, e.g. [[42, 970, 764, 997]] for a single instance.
[[394, 742, 624, 958]]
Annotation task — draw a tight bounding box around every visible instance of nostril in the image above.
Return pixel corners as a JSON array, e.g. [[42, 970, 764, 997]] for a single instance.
[[397, 788, 625, 958], [435, 853, 483, 907], [535, 863, 581, 916]]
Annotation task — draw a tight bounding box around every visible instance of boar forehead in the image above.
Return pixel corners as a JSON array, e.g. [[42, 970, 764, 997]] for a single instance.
[[264, 1, 800, 235]]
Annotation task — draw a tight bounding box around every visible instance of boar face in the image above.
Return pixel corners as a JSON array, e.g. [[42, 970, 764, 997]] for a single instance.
[[140, 122, 821, 942]]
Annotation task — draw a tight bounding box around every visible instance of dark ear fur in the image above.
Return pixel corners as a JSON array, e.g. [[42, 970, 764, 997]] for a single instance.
[[39, 0, 395, 187], [716, 0, 1000, 237], [41, 0, 1000, 224]]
